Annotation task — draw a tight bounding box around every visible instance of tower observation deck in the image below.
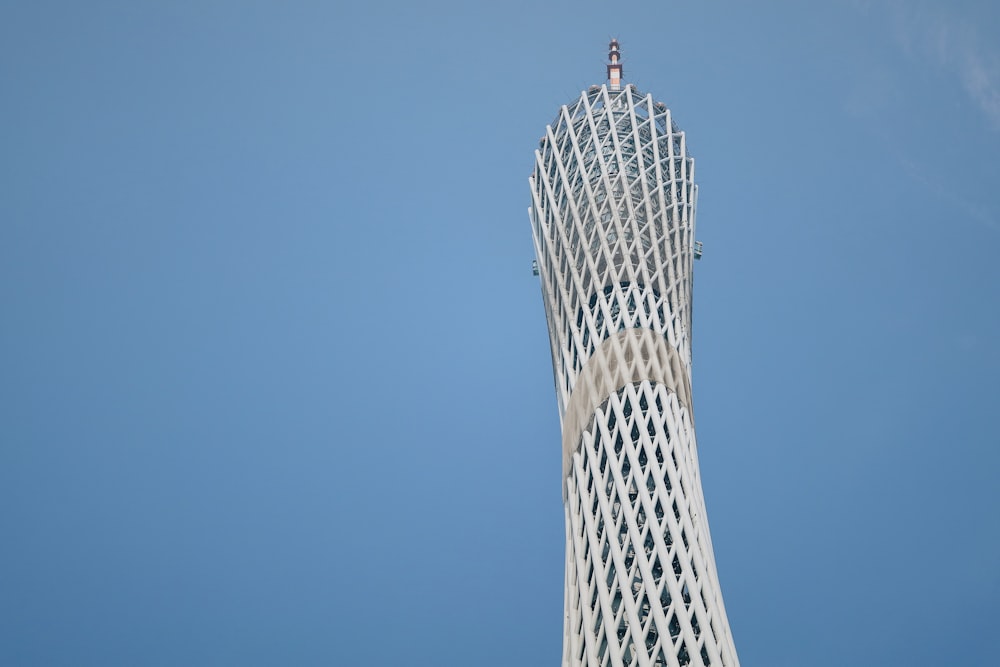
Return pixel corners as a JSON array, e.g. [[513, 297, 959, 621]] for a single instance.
[[528, 42, 740, 667]]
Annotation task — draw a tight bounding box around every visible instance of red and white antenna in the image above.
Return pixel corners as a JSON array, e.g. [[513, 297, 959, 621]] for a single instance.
[[607, 39, 623, 91]]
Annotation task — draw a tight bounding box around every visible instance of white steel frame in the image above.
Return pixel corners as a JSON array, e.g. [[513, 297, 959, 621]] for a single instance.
[[529, 84, 739, 667]]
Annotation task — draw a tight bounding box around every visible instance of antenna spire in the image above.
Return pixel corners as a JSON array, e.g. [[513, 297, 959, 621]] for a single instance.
[[607, 39, 623, 91]]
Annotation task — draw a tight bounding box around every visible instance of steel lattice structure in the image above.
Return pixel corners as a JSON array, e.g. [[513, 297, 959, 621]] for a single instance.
[[528, 43, 739, 667]]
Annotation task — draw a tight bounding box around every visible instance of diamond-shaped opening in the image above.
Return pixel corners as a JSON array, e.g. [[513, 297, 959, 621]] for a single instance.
[[624, 543, 636, 570], [638, 593, 650, 625], [612, 178, 626, 200], [631, 573, 643, 599], [583, 215, 600, 240], [660, 584, 672, 609], [690, 611, 701, 639], [597, 629, 609, 660], [616, 618, 628, 641], [623, 639, 636, 664], [606, 156, 620, 176], [672, 555, 683, 578], [643, 531, 655, 556], [644, 621, 658, 650], [681, 529, 688, 550], [700, 645, 711, 666], [668, 613, 681, 640], [678, 640, 691, 666], [651, 556, 664, 583]]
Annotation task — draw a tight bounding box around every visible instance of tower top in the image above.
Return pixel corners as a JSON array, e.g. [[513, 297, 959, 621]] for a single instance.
[[607, 39, 623, 91]]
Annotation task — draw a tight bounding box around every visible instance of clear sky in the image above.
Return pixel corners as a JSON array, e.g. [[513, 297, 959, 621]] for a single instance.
[[2, 1, 999, 665]]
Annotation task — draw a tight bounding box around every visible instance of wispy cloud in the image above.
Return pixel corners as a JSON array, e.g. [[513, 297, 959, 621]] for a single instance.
[[898, 156, 1000, 232], [849, 2, 1000, 234], [886, 0, 1000, 128], [959, 53, 1000, 127]]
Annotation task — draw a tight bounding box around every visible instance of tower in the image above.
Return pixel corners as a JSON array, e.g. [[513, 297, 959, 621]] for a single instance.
[[528, 44, 739, 667]]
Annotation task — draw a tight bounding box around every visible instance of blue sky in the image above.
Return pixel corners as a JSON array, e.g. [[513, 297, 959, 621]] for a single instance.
[[2, 1, 999, 665]]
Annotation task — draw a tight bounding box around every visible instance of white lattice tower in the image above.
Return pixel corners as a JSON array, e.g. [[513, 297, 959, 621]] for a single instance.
[[528, 48, 740, 667]]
